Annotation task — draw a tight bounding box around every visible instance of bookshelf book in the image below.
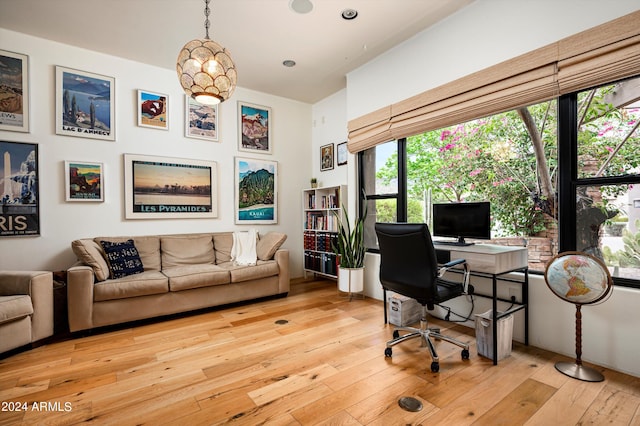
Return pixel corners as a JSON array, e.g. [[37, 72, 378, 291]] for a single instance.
[[302, 185, 346, 278]]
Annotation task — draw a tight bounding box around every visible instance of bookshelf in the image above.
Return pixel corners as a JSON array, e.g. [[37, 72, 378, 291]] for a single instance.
[[302, 185, 346, 278]]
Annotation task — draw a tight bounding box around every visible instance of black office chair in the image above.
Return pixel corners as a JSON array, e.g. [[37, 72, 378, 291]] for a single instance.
[[375, 222, 472, 372]]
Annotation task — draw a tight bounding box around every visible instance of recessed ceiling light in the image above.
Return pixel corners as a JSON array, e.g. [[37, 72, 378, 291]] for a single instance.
[[341, 8, 358, 20], [283, 60, 296, 67], [289, 0, 313, 14]]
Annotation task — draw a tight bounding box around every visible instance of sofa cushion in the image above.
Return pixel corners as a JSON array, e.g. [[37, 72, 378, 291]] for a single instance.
[[257, 232, 287, 260], [213, 233, 233, 264], [0, 295, 34, 325], [71, 239, 110, 282], [95, 236, 161, 271], [163, 265, 230, 291], [161, 235, 215, 269], [93, 271, 169, 302], [218, 260, 280, 283], [99, 239, 145, 279]]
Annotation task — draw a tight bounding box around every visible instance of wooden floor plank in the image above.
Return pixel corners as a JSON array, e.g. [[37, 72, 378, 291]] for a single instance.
[[0, 279, 638, 426]]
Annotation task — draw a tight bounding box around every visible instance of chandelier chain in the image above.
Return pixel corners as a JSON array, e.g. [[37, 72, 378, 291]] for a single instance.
[[204, 0, 211, 39]]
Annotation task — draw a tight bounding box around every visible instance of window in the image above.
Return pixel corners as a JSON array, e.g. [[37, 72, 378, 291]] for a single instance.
[[559, 76, 640, 287], [359, 141, 404, 250], [360, 75, 640, 288]]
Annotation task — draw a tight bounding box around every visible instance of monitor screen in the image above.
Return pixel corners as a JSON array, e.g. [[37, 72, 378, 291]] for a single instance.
[[432, 202, 491, 245]]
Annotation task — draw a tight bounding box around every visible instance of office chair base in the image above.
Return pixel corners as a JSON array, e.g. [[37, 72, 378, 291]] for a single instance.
[[385, 316, 470, 372]]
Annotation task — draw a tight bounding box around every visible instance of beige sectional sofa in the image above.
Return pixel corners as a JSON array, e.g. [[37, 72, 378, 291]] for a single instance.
[[67, 232, 289, 332]]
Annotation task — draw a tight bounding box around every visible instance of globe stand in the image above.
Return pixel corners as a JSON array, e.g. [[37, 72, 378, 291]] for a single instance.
[[544, 251, 613, 384], [554, 304, 604, 382]]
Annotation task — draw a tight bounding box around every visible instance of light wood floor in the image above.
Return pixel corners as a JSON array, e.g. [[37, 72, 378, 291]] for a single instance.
[[1, 279, 639, 426]]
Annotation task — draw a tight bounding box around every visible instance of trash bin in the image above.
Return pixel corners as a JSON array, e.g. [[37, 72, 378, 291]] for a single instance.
[[475, 310, 513, 361], [387, 292, 422, 326]]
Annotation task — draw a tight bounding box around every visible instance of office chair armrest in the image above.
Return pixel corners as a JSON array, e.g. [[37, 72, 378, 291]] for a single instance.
[[438, 258, 472, 294]]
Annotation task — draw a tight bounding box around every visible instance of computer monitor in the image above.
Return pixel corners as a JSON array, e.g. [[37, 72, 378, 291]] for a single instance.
[[432, 201, 491, 245]]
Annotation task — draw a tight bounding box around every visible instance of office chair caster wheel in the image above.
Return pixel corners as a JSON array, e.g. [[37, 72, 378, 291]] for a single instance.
[[385, 347, 393, 357], [430, 361, 440, 372], [393, 330, 400, 339], [461, 349, 470, 360]]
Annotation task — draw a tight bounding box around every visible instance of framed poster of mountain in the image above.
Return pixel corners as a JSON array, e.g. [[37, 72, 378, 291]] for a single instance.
[[124, 153, 217, 219], [0, 50, 29, 133], [185, 96, 218, 141], [64, 161, 104, 202], [138, 90, 168, 130], [55, 66, 115, 141], [0, 141, 39, 237], [238, 101, 272, 154], [235, 157, 277, 224]]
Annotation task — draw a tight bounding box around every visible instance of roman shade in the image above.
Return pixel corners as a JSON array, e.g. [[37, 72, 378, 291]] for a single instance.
[[347, 10, 640, 154]]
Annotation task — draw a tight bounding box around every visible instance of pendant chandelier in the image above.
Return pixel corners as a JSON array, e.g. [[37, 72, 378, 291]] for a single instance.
[[176, 0, 237, 105]]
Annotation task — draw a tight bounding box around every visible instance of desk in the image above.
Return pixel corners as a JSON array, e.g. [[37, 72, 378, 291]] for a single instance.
[[434, 243, 529, 365]]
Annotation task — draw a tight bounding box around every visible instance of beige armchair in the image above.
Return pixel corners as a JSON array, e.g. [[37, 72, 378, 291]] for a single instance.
[[0, 271, 54, 354]]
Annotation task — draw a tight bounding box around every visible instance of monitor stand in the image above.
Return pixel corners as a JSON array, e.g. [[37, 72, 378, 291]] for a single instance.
[[436, 236, 475, 246]]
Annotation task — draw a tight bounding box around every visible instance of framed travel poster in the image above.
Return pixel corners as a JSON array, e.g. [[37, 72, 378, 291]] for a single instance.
[[238, 101, 272, 154], [0, 50, 29, 132], [235, 157, 277, 224], [124, 153, 217, 219], [0, 141, 39, 237], [55, 66, 115, 141], [64, 161, 104, 202], [138, 90, 168, 130], [320, 143, 334, 171], [185, 96, 218, 141]]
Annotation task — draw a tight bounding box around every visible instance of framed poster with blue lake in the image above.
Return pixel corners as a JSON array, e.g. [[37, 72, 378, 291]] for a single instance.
[[235, 157, 277, 224], [124, 153, 217, 219], [55, 66, 115, 141]]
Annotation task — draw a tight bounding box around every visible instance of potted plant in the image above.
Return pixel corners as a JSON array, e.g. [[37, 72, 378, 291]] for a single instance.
[[310, 177, 317, 188], [332, 200, 367, 295]]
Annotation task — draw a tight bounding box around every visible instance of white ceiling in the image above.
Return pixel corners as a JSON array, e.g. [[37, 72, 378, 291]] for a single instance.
[[0, 0, 474, 104]]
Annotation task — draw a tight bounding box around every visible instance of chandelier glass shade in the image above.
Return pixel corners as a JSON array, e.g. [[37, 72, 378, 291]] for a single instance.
[[176, 0, 237, 105]]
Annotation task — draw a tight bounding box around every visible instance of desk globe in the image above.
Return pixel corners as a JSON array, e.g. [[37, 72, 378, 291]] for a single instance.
[[544, 251, 613, 382]]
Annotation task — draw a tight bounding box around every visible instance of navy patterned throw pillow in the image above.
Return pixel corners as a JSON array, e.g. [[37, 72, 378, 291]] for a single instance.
[[100, 239, 144, 279]]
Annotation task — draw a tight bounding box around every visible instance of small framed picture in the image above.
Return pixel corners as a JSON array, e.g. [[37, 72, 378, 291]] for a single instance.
[[0, 49, 29, 133], [185, 96, 218, 141], [320, 143, 334, 171], [65, 161, 104, 202], [337, 141, 348, 166], [238, 101, 272, 154], [55, 66, 115, 141], [137, 90, 168, 130]]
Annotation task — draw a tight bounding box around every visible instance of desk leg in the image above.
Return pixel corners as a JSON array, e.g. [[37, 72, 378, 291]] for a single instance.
[[492, 274, 498, 365], [524, 268, 529, 346]]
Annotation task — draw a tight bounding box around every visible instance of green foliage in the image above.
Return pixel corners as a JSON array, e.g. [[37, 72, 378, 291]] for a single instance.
[[332, 201, 368, 268], [603, 220, 640, 267], [377, 103, 558, 236], [374, 82, 640, 238]]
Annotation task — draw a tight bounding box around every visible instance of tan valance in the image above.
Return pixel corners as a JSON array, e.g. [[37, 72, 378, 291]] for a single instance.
[[348, 10, 640, 153]]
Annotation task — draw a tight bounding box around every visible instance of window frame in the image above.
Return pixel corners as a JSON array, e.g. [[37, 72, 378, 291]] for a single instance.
[[360, 87, 640, 289]]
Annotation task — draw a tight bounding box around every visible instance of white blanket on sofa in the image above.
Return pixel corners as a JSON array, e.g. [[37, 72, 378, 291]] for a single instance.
[[231, 229, 257, 265]]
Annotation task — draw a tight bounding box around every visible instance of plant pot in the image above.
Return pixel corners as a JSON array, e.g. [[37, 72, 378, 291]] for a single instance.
[[311, 182, 318, 188], [338, 266, 364, 293]]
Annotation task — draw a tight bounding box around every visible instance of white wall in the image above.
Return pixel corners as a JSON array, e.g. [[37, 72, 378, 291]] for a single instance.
[[348, 1, 640, 377], [347, 0, 640, 120], [0, 29, 312, 278]]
